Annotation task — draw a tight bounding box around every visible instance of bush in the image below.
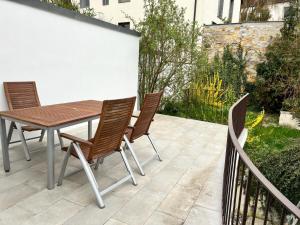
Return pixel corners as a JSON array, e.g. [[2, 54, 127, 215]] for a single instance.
[[245, 116, 300, 206], [255, 2, 300, 113], [259, 146, 300, 205]]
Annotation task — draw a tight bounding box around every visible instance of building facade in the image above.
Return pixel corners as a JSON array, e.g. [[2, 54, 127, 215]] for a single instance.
[[80, 0, 241, 28]]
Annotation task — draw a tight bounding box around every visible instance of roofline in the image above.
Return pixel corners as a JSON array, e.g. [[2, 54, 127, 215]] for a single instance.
[[5, 0, 141, 37]]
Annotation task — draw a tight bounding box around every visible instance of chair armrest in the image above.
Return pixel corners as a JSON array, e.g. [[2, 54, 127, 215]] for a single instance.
[[60, 133, 93, 147], [131, 114, 154, 121]]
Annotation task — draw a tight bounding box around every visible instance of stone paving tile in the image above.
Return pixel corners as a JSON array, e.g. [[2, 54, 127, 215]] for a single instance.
[[194, 180, 222, 212], [0, 184, 39, 212], [144, 211, 184, 225], [104, 218, 128, 225], [16, 180, 81, 214], [158, 184, 201, 220], [23, 199, 82, 225], [0, 205, 34, 225], [113, 190, 164, 225], [0, 114, 227, 225], [64, 195, 127, 225], [183, 205, 222, 225], [64, 176, 117, 206]]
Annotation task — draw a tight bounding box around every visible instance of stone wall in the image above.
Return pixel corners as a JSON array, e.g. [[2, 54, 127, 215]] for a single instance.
[[203, 21, 283, 81]]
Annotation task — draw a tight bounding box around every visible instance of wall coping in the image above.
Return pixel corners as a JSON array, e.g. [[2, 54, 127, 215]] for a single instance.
[[204, 21, 284, 27], [4, 0, 141, 37]]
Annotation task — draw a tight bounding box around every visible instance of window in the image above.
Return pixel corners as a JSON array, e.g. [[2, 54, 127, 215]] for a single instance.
[[218, 0, 224, 18], [118, 0, 130, 3], [118, 22, 130, 29], [103, 0, 109, 6], [228, 0, 234, 22], [80, 0, 90, 8], [284, 6, 291, 18]]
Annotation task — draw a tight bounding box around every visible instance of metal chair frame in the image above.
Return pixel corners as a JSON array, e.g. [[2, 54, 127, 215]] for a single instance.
[[3, 82, 63, 161], [57, 97, 138, 209]]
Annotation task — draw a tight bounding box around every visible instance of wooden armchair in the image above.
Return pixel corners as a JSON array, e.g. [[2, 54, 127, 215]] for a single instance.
[[123, 91, 163, 176], [3, 82, 63, 161], [57, 97, 137, 209]]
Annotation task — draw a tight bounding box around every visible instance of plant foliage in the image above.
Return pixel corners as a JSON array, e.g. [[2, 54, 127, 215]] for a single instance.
[[43, 0, 96, 17], [130, 0, 201, 104], [255, 1, 300, 113], [240, 0, 271, 22]]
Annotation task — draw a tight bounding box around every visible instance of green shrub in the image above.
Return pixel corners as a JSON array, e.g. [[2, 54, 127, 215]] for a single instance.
[[259, 146, 300, 205], [255, 2, 300, 113], [211, 44, 247, 97]]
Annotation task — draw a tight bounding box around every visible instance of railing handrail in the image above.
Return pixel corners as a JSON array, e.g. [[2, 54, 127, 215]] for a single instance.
[[228, 94, 300, 219]]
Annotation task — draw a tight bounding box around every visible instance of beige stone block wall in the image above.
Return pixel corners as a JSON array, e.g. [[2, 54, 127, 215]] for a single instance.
[[203, 22, 283, 81]]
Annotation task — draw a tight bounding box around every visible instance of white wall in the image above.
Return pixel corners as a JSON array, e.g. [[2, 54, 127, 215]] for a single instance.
[[0, 0, 139, 142], [0, 0, 139, 112], [268, 2, 290, 21], [89, 0, 241, 27]]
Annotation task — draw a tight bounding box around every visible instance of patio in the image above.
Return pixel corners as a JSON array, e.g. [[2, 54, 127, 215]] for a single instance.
[[0, 114, 227, 225]]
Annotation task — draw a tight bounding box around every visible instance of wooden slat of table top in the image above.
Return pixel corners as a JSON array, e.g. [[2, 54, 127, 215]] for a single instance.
[[0, 100, 103, 127]]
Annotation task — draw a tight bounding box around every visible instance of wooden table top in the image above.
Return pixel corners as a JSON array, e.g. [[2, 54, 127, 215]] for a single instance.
[[0, 100, 103, 127]]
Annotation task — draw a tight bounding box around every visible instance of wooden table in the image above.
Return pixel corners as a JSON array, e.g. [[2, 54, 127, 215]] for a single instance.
[[0, 100, 103, 189]]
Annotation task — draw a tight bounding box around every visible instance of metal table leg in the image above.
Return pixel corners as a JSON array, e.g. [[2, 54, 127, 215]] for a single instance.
[[47, 128, 55, 190], [88, 120, 92, 139], [0, 118, 10, 172]]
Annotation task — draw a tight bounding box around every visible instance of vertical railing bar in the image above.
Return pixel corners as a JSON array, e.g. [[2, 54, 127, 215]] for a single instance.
[[226, 149, 238, 225], [241, 171, 252, 225], [225, 145, 234, 225], [223, 135, 233, 223], [251, 182, 260, 225], [280, 207, 286, 225], [231, 157, 241, 225], [236, 163, 245, 225], [263, 192, 271, 225], [225, 146, 233, 225]]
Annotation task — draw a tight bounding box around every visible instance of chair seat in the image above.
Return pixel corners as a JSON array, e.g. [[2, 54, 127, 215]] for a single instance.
[[22, 125, 41, 132], [61, 141, 118, 162]]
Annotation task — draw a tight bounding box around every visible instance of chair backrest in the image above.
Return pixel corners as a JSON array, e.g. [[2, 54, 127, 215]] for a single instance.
[[90, 97, 136, 158], [3, 81, 41, 110], [131, 91, 163, 140]]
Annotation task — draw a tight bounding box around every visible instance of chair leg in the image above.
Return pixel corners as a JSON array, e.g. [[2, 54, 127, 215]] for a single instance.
[[147, 134, 162, 161], [7, 122, 14, 145], [15, 123, 31, 161], [73, 143, 105, 209], [124, 136, 145, 176], [39, 129, 46, 142], [56, 129, 64, 148], [120, 149, 137, 186], [57, 145, 72, 186], [94, 158, 104, 170]]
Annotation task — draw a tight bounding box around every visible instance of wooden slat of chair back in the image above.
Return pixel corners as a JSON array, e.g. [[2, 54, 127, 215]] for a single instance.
[[131, 91, 163, 140], [90, 97, 136, 159], [3, 81, 41, 110]]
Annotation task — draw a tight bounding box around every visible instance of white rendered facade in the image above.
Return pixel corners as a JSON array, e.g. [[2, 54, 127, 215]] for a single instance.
[[85, 0, 241, 28], [268, 2, 291, 21]]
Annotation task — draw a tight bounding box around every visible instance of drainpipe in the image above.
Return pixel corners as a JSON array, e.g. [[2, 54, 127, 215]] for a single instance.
[[193, 0, 198, 22]]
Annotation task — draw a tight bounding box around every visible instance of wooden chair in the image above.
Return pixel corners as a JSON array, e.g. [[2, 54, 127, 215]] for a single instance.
[[57, 97, 137, 209], [123, 91, 163, 176], [3, 81, 63, 161]]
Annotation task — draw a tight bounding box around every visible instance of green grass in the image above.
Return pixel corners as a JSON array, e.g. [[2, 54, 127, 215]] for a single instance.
[[245, 111, 300, 167]]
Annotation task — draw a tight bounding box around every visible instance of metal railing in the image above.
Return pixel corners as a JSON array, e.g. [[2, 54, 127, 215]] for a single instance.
[[222, 94, 300, 225]]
